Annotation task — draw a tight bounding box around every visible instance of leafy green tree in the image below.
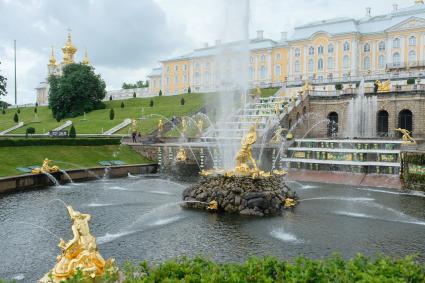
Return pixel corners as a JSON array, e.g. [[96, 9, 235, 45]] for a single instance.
[[109, 108, 115, 120], [121, 101, 125, 108], [48, 63, 106, 120], [133, 92, 136, 98], [0, 62, 7, 97], [159, 90, 162, 96], [149, 99, 154, 107], [188, 86, 191, 94], [109, 95, 113, 101], [13, 112, 18, 123], [69, 125, 76, 138], [180, 97, 185, 106]]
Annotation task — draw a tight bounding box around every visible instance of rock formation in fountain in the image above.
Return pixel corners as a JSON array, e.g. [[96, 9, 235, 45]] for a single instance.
[[182, 125, 297, 216]]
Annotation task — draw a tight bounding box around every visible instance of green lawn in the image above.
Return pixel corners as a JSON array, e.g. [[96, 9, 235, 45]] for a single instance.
[[0, 93, 214, 135], [0, 145, 151, 177]]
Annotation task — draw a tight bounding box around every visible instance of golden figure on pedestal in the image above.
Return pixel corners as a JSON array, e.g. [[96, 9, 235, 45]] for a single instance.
[[196, 119, 203, 135], [207, 200, 218, 211], [396, 128, 417, 145], [39, 206, 114, 282], [32, 158, 60, 174], [131, 118, 138, 133], [235, 125, 259, 174], [270, 127, 287, 144], [158, 118, 164, 133], [375, 80, 391, 92], [176, 147, 188, 162], [181, 117, 188, 136]]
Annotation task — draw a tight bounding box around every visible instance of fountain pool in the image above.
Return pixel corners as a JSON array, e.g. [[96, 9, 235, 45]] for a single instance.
[[0, 175, 424, 282]]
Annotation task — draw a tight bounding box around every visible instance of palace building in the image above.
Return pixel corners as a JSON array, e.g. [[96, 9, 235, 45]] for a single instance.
[[148, 0, 425, 96], [36, 31, 90, 105]]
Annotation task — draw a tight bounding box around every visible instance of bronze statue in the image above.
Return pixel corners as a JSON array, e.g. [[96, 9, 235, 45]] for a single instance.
[[39, 206, 114, 282]]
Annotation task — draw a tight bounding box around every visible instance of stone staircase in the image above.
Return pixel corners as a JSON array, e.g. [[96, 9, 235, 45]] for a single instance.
[[103, 119, 132, 135], [201, 87, 303, 142], [44, 120, 72, 135], [0, 122, 24, 135]]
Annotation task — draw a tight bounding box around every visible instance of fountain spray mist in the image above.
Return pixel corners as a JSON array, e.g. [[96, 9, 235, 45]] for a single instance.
[[215, 0, 251, 170]]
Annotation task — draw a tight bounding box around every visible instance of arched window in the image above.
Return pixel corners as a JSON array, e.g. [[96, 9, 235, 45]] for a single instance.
[[378, 55, 385, 68], [318, 58, 324, 70], [409, 36, 417, 46], [294, 60, 301, 72], [260, 54, 266, 61], [327, 112, 338, 137], [195, 63, 200, 69], [204, 72, 210, 85], [393, 52, 401, 66], [328, 44, 334, 53], [308, 59, 314, 72], [250, 56, 254, 63], [363, 56, 371, 70], [327, 57, 334, 69], [249, 66, 254, 80], [276, 53, 281, 60], [275, 64, 281, 76], [166, 66, 170, 72], [377, 110, 389, 137], [343, 55, 350, 69], [364, 43, 370, 52], [409, 50, 416, 64], [343, 42, 350, 51], [194, 72, 200, 85], [205, 62, 210, 69], [398, 109, 413, 135], [393, 38, 400, 48], [318, 46, 324, 55], [174, 76, 178, 85], [308, 46, 315, 55], [378, 41, 386, 51], [175, 65, 178, 72], [260, 65, 267, 79], [295, 48, 301, 57]]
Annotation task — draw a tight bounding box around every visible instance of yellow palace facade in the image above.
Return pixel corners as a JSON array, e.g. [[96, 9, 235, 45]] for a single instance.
[[149, 1, 425, 96]]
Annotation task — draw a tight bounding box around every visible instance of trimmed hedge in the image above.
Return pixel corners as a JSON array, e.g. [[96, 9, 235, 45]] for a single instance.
[[0, 138, 121, 147], [58, 255, 425, 282]]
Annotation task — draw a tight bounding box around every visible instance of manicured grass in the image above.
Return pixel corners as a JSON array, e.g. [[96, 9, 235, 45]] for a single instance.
[[0, 145, 151, 177], [259, 87, 280, 97], [0, 93, 213, 135]]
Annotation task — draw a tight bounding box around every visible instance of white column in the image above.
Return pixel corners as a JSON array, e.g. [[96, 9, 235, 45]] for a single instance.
[[351, 39, 358, 76], [335, 42, 339, 77]]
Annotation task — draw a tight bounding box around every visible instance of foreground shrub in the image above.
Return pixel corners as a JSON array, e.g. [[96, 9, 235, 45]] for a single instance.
[[55, 254, 425, 283], [69, 125, 76, 138]]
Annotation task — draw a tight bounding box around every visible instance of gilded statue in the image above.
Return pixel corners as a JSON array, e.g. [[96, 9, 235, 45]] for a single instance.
[[375, 80, 391, 92], [207, 200, 218, 211], [235, 125, 258, 174], [302, 80, 312, 94], [39, 206, 114, 282], [270, 127, 288, 144], [396, 128, 417, 145], [181, 117, 188, 135], [158, 119, 164, 133], [176, 148, 187, 162], [197, 119, 204, 134], [131, 118, 138, 133], [32, 158, 60, 174]]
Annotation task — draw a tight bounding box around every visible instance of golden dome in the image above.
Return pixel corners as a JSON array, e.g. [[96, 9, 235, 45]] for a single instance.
[[62, 30, 77, 64], [48, 46, 57, 67], [82, 49, 90, 65]]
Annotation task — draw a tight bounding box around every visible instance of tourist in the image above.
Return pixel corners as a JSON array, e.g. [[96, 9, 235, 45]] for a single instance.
[[137, 131, 142, 142], [132, 131, 137, 143]]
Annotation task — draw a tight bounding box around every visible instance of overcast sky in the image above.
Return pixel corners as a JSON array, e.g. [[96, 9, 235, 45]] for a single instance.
[[0, 0, 415, 104]]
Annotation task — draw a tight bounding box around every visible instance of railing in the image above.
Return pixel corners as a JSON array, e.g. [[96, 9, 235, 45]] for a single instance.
[[387, 61, 425, 69]]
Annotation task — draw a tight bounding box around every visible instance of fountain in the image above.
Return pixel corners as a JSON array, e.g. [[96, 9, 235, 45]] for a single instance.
[[182, 124, 297, 216], [38, 205, 116, 282]]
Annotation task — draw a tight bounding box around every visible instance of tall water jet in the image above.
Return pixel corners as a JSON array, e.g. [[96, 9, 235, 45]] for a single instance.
[[214, 0, 251, 170], [345, 79, 377, 138]]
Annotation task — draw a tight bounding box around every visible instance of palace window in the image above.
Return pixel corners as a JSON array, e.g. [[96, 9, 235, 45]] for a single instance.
[[249, 67, 255, 80], [343, 55, 350, 69], [195, 62, 200, 69], [250, 56, 254, 63], [364, 43, 370, 53], [308, 46, 315, 55], [343, 42, 350, 51], [183, 64, 187, 71], [260, 54, 266, 61], [393, 52, 401, 66], [175, 65, 178, 72], [409, 50, 416, 63], [276, 53, 281, 60], [294, 60, 301, 72], [363, 56, 371, 70], [308, 59, 314, 72], [409, 36, 417, 46], [183, 74, 187, 84], [167, 66, 170, 72], [318, 58, 324, 71], [295, 48, 301, 57], [194, 72, 200, 85], [378, 55, 386, 68], [260, 65, 267, 79], [166, 76, 170, 85], [327, 57, 334, 69], [393, 38, 400, 48], [205, 62, 210, 69], [275, 64, 282, 76], [379, 41, 385, 51], [328, 44, 334, 53], [204, 72, 210, 85], [174, 76, 178, 84], [318, 46, 324, 55]]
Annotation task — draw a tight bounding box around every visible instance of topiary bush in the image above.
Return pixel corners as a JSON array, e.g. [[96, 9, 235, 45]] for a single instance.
[[69, 125, 76, 138], [109, 108, 115, 120], [335, 83, 343, 90], [13, 113, 18, 123], [2, 108, 5, 115], [180, 97, 185, 106], [109, 95, 113, 101], [25, 127, 35, 137], [34, 107, 37, 114], [407, 78, 416, 85], [159, 90, 163, 96], [120, 101, 125, 108], [150, 100, 154, 107], [17, 108, 20, 114], [133, 92, 136, 98], [188, 86, 191, 94]]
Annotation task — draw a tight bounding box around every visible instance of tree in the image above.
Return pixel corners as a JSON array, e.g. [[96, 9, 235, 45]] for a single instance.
[[109, 108, 115, 120], [34, 107, 37, 114], [17, 107, 20, 114], [150, 100, 154, 107], [133, 92, 136, 98], [188, 86, 191, 94], [69, 125, 76, 138], [35, 102, 38, 107], [109, 95, 113, 101], [407, 78, 416, 85], [2, 108, 5, 115], [13, 113, 18, 123], [121, 101, 125, 108], [335, 83, 343, 91], [0, 62, 7, 97], [159, 90, 162, 96], [180, 97, 185, 106], [25, 127, 35, 138], [48, 63, 106, 120]]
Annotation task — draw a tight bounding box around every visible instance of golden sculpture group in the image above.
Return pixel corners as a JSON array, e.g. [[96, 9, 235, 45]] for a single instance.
[[176, 147, 188, 162], [39, 206, 114, 282], [200, 124, 286, 179], [32, 158, 60, 174], [375, 80, 391, 92], [396, 128, 417, 145]]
